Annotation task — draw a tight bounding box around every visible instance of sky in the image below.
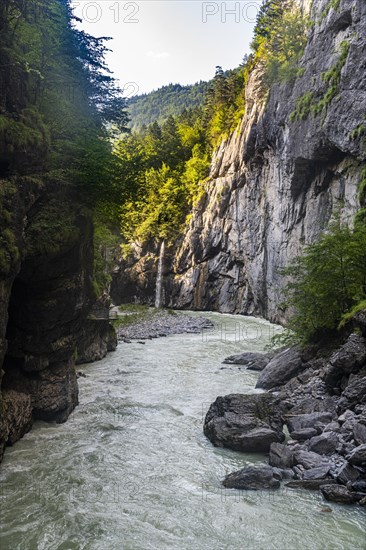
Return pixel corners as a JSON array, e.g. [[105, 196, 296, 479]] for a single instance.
[[71, 1, 260, 95]]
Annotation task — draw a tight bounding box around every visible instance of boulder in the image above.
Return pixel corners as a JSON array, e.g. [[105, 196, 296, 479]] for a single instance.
[[286, 479, 337, 490], [320, 484, 364, 504], [353, 422, 366, 445], [272, 468, 295, 481], [329, 334, 366, 373], [308, 433, 339, 455], [348, 480, 366, 493], [348, 445, 366, 466], [286, 412, 333, 434], [324, 421, 341, 433], [223, 465, 280, 490], [269, 442, 294, 469], [294, 450, 328, 470], [290, 428, 318, 441], [337, 371, 366, 413], [256, 347, 304, 390], [303, 465, 331, 480], [203, 394, 284, 453], [222, 351, 273, 371], [337, 463, 360, 485]]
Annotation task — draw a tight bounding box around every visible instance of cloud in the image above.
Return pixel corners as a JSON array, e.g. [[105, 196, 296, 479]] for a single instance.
[[146, 51, 171, 60]]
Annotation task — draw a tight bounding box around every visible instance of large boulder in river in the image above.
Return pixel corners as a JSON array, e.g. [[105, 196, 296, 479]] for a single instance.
[[223, 465, 280, 490], [256, 347, 304, 390], [203, 394, 284, 453], [222, 352, 273, 371]]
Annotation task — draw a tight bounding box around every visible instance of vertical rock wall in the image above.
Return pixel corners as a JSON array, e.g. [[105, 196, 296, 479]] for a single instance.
[[112, 0, 366, 323]]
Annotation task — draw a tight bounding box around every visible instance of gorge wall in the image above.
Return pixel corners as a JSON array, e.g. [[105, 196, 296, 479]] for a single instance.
[[112, 0, 366, 324], [0, 1, 117, 461]]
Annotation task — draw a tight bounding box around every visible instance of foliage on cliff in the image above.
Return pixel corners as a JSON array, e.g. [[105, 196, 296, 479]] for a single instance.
[[0, 0, 128, 200], [114, 0, 310, 248], [281, 220, 366, 344], [252, 0, 309, 85], [115, 110, 210, 244]]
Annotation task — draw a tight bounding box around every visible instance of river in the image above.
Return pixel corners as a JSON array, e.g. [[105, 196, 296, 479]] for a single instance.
[[0, 313, 365, 550]]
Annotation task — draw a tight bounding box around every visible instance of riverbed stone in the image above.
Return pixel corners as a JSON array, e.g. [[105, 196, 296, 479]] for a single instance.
[[290, 428, 318, 441], [203, 394, 284, 453], [286, 412, 333, 434], [329, 334, 366, 373], [320, 484, 365, 504], [286, 479, 337, 490], [294, 450, 329, 470], [337, 463, 360, 485], [256, 347, 304, 390], [348, 480, 366, 493], [223, 465, 280, 490], [222, 352, 273, 370], [308, 433, 339, 455], [303, 465, 331, 480], [337, 370, 366, 413], [353, 422, 366, 445], [348, 445, 366, 466], [269, 442, 294, 469]]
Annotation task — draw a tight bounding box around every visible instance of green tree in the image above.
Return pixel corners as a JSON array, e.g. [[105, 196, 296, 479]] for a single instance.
[[281, 220, 366, 344]]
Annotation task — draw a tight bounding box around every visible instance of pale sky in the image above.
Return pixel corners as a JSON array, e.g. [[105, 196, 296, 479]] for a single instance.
[[71, 1, 259, 95]]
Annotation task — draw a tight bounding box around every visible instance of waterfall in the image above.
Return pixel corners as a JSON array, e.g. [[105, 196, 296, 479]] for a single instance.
[[155, 241, 165, 308]]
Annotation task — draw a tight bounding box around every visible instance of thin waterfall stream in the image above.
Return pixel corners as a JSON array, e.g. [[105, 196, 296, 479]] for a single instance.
[[0, 312, 365, 550], [155, 241, 165, 309]]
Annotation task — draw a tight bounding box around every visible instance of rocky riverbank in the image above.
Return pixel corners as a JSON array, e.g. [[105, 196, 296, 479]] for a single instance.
[[116, 309, 214, 341], [204, 314, 366, 506]]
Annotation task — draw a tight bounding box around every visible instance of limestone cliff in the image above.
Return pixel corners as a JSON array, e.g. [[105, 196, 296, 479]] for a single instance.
[[0, 0, 124, 461], [111, 0, 366, 323]]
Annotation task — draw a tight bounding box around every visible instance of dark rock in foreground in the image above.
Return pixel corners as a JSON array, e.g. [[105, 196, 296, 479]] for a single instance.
[[204, 394, 285, 453], [223, 465, 280, 490], [205, 330, 366, 506]]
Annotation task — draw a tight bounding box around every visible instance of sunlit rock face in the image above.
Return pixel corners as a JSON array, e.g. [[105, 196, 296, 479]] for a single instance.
[[111, 0, 366, 322], [167, 0, 365, 321]]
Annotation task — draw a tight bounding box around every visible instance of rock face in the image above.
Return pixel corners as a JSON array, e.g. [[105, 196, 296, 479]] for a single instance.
[[0, 182, 114, 461], [76, 297, 117, 365], [203, 394, 285, 452], [111, 0, 366, 323]]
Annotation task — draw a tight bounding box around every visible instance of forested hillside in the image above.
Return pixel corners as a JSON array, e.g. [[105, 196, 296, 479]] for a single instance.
[[127, 81, 209, 131]]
